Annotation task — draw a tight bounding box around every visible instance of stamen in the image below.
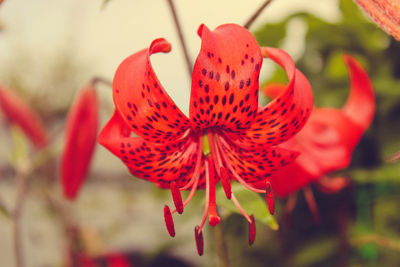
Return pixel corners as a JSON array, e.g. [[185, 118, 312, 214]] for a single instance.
[[198, 160, 211, 233], [171, 136, 203, 214], [220, 167, 232, 199], [215, 135, 265, 194], [164, 205, 175, 237], [170, 181, 183, 214], [230, 192, 252, 223], [194, 225, 204, 256], [180, 137, 203, 191], [265, 180, 275, 215], [248, 214, 256, 246], [303, 186, 321, 224], [207, 155, 221, 226]]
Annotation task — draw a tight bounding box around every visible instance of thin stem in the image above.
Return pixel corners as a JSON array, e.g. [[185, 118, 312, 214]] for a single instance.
[[166, 0, 193, 78], [91, 76, 113, 88], [213, 222, 231, 267], [13, 168, 29, 267], [243, 0, 273, 29]]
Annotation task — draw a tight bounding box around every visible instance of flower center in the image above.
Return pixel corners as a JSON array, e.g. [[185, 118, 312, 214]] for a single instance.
[[163, 129, 274, 255]]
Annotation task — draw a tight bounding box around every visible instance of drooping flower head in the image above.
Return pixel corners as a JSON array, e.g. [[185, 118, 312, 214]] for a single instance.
[[265, 55, 375, 199], [0, 84, 48, 149], [99, 23, 313, 255], [61, 83, 99, 200]]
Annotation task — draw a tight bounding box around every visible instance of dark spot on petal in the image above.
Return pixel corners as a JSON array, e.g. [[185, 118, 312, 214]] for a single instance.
[[214, 95, 219, 104]]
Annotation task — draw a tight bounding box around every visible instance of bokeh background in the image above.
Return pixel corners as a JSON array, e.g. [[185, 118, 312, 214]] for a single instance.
[[1, 0, 400, 266]]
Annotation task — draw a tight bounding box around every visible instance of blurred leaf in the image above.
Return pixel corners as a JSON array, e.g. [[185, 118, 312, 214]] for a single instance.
[[7, 125, 29, 171], [289, 237, 337, 267], [0, 198, 10, 219], [216, 184, 278, 230], [350, 164, 400, 184]]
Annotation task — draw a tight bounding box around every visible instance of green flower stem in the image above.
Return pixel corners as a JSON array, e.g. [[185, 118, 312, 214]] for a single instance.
[[212, 222, 231, 267], [12, 168, 29, 267]]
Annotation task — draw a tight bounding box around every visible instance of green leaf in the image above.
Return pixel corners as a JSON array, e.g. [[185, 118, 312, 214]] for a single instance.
[[7, 125, 29, 171], [216, 183, 279, 230]]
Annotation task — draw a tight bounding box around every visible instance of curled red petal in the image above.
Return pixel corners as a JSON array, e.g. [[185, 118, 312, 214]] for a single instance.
[[61, 84, 99, 200], [269, 55, 375, 198], [248, 214, 256, 246], [355, 0, 400, 40], [113, 38, 190, 143], [342, 54, 375, 131], [164, 205, 176, 237], [98, 111, 205, 188], [0, 85, 48, 149], [262, 83, 286, 99], [194, 225, 204, 256], [189, 23, 262, 131]]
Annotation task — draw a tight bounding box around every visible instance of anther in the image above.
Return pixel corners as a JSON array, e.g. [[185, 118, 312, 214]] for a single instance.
[[220, 167, 232, 199], [194, 225, 204, 256], [265, 180, 275, 215], [170, 181, 183, 214], [164, 205, 175, 237], [248, 214, 256, 246]]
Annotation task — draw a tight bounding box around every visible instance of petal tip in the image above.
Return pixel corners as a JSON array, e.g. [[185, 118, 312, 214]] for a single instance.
[[150, 38, 171, 54]]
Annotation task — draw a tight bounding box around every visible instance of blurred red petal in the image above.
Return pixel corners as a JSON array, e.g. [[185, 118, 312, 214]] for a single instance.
[[0, 85, 48, 149], [315, 176, 350, 194], [61, 84, 99, 200]]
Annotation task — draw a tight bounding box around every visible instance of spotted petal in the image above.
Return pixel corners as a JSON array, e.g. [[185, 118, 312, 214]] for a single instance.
[[113, 38, 190, 143], [226, 47, 313, 147], [189, 24, 262, 131], [98, 111, 204, 189], [218, 133, 298, 186]]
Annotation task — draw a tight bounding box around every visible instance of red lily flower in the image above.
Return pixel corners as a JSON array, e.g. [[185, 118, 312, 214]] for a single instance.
[[0, 84, 48, 149], [61, 83, 99, 200], [78, 253, 132, 267], [98, 23, 313, 255], [265, 55, 375, 199], [355, 0, 400, 40]]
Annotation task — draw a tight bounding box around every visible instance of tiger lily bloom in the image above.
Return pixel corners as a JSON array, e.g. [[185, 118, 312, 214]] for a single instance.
[[0, 84, 48, 149], [61, 83, 99, 200], [98, 23, 313, 255], [264, 55, 375, 219]]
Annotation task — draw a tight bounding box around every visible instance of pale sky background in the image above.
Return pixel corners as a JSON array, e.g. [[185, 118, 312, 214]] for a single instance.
[[0, 0, 340, 115]]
